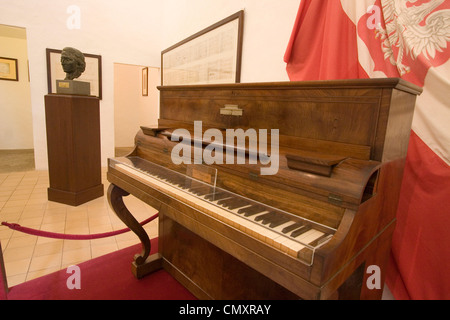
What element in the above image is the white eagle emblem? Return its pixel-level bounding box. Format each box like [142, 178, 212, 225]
[375, 0, 450, 75]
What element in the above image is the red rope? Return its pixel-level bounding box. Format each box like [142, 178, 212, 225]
[1, 213, 158, 240]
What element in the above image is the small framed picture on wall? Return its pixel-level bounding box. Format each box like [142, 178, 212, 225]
[0, 57, 19, 81]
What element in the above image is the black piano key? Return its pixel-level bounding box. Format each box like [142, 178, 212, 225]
[237, 204, 265, 215]
[217, 197, 238, 206]
[217, 198, 248, 209]
[216, 197, 231, 205]
[290, 225, 312, 238]
[269, 215, 292, 228]
[282, 222, 304, 234]
[259, 212, 278, 225]
[254, 212, 276, 222]
[204, 192, 230, 202]
[159, 172, 185, 185]
[189, 186, 215, 196]
[225, 200, 250, 210]
[243, 209, 267, 217]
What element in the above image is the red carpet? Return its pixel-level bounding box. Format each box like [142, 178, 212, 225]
[5, 238, 196, 300]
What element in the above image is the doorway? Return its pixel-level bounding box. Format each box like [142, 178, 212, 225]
[113, 63, 159, 156]
[0, 24, 34, 173]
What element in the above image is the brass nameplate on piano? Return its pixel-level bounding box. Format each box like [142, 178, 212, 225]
[220, 105, 243, 116]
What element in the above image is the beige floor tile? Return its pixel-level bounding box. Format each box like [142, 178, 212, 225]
[9, 193, 31, 201]
[116, 238, 140, 250]
[63, 239, 91, 252]
[1, 210, 22, 221]
[40, 221, 66, 234]
[7, 273, 27, 287]
[28, 252, 62, 272]
[89, 224, 114, 235]
[18, 216, 43, 228]
[6, 234, 37, 248]
[36, 236, 63, 246]
[91, 242, 119, 259]
[62, 247, 91, 267]
[42, 212, 66, 225]
[26, 198, 48, 206]
[44, 207, 67, 217]
[33, 240, 64, 257]
[5, 258, 31, 276]
[26, 266, 61, 282]
[29, 191, 47, 200]
[145, 221, 159, 239]
[3, 245, 35, 262]
[0, 230, 13, 244]
[88, 215, 112, 228]
[3, 200, 26, 209]
[65, 224, 90, 235]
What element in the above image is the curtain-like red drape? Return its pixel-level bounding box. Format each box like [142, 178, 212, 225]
[284, 0, 450, 300]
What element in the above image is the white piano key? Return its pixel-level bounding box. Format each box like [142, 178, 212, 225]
[278, 237, 306, 255]
[294, 229, 325, 244]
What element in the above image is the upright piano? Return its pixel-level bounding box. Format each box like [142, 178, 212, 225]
[107, 79, 422, 300]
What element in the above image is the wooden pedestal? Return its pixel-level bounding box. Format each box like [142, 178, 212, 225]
[45, 94, 104, 206]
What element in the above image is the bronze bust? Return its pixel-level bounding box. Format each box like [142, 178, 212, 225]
[61, 47, 86, 80]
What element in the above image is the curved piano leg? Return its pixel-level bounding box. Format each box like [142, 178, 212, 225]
[107, 184, 162, 278]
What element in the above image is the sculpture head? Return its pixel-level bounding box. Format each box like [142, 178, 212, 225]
[61, 47, 86, 80]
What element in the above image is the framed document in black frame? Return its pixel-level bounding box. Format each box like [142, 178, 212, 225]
[161, 10, 244, 86]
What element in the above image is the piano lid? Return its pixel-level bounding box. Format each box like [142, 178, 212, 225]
[158, 78, 423, 95]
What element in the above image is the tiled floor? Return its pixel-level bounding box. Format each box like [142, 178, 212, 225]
[0, 169, 158, 288]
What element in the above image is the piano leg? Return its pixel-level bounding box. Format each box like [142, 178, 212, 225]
[107, 184, 162, 278]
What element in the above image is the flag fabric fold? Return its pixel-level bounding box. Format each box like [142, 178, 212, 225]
[284, 0, 450, 300]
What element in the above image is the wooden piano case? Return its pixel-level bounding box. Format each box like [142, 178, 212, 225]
[107, 78, 422, 300]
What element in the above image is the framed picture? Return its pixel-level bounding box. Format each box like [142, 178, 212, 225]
[0, 57, 18, 81]
[142, 67, 148, 96]
[161, 10, 244, 86]
[46, 48, 102, 99]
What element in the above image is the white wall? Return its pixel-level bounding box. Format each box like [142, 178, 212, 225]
[0, 0, 300, 169]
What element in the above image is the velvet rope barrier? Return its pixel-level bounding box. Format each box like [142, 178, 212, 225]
[0, 213, 158, 240]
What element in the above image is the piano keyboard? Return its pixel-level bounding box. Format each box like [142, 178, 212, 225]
[110, 157, 335, 265]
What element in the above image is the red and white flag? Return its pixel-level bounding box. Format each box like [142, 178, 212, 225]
[285, 0, 450, 300]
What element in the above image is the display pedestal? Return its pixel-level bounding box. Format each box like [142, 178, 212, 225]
[45, 94, 104, 206]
